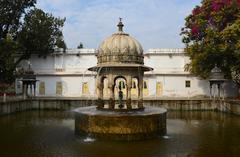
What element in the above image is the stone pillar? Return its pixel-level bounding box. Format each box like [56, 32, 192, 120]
[33, 83, 36, 96]
[25, 83, 29, 97]
[138, 76, 143, 109]
[22, 83, 24, 97]
[106, 85, 114, 110]
[96, 77, 104, 109]
[138, 77, 143, 100]
[108, 75, 115, 110]
[126, 76, 132, 109]
[99, 83, 103, 99]
[27, 84, 30, 97]
[22, 83, 24, 98]
[30, 84, 33, 97]
[217, 83, 221, 98]
[210, 82, 213, 98]
[96, 77, 103, 99]
[109, 84, 114, 100]
[23, 83, 27, 99]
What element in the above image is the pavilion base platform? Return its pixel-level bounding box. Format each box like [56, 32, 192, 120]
[74, 106, 167, 141]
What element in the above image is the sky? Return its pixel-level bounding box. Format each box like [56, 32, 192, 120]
[36, 0, 201, 50]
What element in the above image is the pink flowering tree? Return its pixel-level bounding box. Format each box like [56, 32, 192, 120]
[181, 0, 240, 85]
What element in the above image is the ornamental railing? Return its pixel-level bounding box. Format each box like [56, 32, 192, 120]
[97, 54, 144, 64]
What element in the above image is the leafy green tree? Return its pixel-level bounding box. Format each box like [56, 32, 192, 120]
[77, 42, 84, 49]
[0, 0, 36, 85]
[0, 0, 36, 40]
[181, 0, 240, 85]
[0, 36, 17, 84]
[17, 8, 66, 60]
[0, 1, 66, 85]
[56, 36, 67, 51]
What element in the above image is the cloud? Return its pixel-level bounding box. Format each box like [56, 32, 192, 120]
[37, 0, 201, 50]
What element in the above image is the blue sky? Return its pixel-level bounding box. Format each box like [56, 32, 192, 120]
[36, 0, 201, 50]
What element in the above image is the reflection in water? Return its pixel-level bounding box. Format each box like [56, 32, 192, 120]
[0, 111, 239, 157]
[83, 137, 96, 143]
[162, 135, 170, 139]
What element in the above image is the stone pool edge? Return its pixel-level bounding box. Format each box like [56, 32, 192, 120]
[0, 98, 240, 116]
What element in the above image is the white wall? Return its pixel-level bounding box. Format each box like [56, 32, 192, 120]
[144, 75, 210, 97]
[143, 48, 238, 98]
[144, 48, 189, 73]
[29, 55, 55, 73]
[64, 54, 97, 72]
[17, 48, 238, 98]
[20, 49, 97, 75]
[36, 75, 96, 97]
[145, 55, 186, 72]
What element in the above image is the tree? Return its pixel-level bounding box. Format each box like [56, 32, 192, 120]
[181, 0, 240, 85]
[0, 0, 36, 40]
[0, 1, 66, 85]
[17, 8, 66, 60]
[0, 0, 36, 85]
[77, 42, 84, 49]
[0, 36, 18, 84]
[56, 36, 67, 51]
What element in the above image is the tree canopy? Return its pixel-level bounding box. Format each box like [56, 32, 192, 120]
[77, 42, 84, 49]
[181, 0, 240, 85]
[17, 8, 66, 59]
[0, 0, 66, 84]
[0, 36, 18, 84]
[0, 0, 36, 40]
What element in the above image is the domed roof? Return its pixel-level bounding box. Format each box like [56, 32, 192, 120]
[99, 32, 143, 55]
[97, 19, 144, 65]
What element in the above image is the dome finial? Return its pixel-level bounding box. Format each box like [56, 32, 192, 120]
[117, 17, 124, 32]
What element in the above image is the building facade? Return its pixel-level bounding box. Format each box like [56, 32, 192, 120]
[16, 48, 238, 98]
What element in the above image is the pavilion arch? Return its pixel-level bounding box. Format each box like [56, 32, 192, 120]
[113, 76, 127, 100]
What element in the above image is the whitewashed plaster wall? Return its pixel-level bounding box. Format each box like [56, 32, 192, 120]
[17, 48, 238, 98]
[36, 75, 96, 97]
[144, 75, 210, 98]
[144, 49, 189, 72]
[63, 54, 97, 72]
[24, 49, 97, 74]
[18, 49, 97, 97]
[143, 48, 238, 98]
[20, 55, 55, 73]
